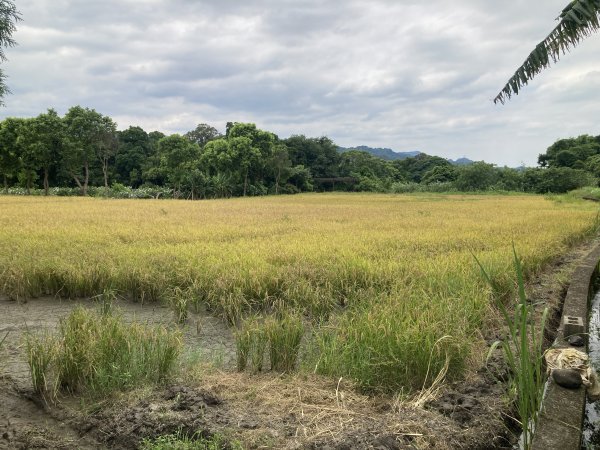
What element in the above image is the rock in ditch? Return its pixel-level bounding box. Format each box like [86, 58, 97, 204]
[567, 335, 585, 347]
[552, 369, 583, 389]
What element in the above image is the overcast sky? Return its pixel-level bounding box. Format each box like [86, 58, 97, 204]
[2, 0, 600, 166]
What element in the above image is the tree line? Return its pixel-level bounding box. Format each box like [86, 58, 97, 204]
[0, 105, 596, 198]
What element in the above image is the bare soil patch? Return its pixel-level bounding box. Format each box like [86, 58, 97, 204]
[1, 238, 597, 449]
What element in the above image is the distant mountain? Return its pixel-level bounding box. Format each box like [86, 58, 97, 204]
[337, 146, 420, 160]
[337, 145, 474, 165]
[448, 157, 474, 166]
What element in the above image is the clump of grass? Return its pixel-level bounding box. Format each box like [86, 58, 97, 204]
[266, 312, 304, 373]
[219, 288, 248, 326]
[25, 332, 58, 395]
[140, 430, 241, 450]
[167, 287, 190, 324]
[310, 296, 469, 393]
[26, 306, 182, 397]
[236, 312, 305, 373]
[235, 316, 268, 372]
[476, 246, 547, 449]
[93, 286, 118, 315]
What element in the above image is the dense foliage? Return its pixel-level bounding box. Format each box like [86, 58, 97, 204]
[0, 106, 597, 198]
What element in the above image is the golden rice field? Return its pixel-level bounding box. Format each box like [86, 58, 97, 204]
[0, 193, 598, 391]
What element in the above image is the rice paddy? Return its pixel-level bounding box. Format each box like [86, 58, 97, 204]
[0, 193, 598, 392]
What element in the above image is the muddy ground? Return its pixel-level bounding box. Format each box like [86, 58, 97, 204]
[0, 240, 596, 449]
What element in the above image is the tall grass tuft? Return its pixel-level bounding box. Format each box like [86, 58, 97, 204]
[266, 312, 304, 373]
[26, 307, 182, 397]
[310, 304, 469, 393]
[25, 332, 57, 395]
[94, 286, 118, 315]
[235, 316, 268, 372]
[236, 312, 304, 373]
[167, 287, 190, 324]
[476, 246, 548, 449]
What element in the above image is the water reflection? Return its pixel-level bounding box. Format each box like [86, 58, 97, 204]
[583, 287, 600, 448]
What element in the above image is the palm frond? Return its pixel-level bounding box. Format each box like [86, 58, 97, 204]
[495, 0, 600, 104]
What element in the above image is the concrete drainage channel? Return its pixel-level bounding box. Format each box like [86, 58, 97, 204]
[584, 288, 600, 446]
[531, 244, 600, 450]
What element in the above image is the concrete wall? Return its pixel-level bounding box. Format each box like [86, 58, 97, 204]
[531, 244, 600, 450]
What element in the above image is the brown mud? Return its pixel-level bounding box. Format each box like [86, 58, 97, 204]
[0, 239, 597, 449]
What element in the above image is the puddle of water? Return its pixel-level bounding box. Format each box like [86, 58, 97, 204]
[0, 296, 236, 389]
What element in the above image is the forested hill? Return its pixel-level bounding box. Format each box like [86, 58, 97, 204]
[338, 145, 474, 165]
[451, 157, 474, 166]
[337, 146, 420, 160]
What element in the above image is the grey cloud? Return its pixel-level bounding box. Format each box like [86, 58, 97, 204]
[2, 0, 600, 166]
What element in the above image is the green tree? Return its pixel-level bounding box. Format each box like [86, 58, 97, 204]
[115, 126, 152, 187]
[584, 153, 600, 176]
[523, 166, 594, 193]
[231, 136, 259, 196]
[209, 172, 232, 198]
[284, 135, 340, 179]
[203, 123, 276, 196]
[454, 162, 499, 191]
[201, 138, 231, 176]
[228, 123, 276, 196]
[17, 109, 63, 195]
[495, 167, 525, 191]
[496, 1, 600, 103]
[16, 119, 38, 194]
[157, 134, 200, 198]
[0, 117, 22, 191]
[538, 135, 600, 168]
[338, 150, 399, 192]
[421, 165, 457, 184]
[287, 165, 313, 192]
[183, 167, 209, 200]
[63, 106, 115, 195]
[393, 153, 452, 183]
[269, 144, 292, 194]
[0, 1, 20, 105]
[97, 116, 118, 189]
[141, 131, 167, 186]
[339, 150, 398, 179]
[184, 123, 222, 148]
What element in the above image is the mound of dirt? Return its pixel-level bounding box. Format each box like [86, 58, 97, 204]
[59, 371, 509, 450]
